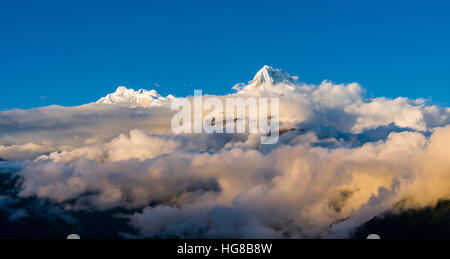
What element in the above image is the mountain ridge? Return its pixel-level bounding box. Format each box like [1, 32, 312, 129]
[97, 86, 175, 107]
[97, 65, 298, 106]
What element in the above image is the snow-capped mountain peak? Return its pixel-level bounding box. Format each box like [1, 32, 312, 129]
[97, 86, 175, 107]
[97, 66, 298, 106]
[248, 65, 298, 88]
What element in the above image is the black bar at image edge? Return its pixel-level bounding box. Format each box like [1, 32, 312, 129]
[0, 239, 446, 257]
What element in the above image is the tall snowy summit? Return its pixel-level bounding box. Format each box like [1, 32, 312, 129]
[247, 65, 298, 88]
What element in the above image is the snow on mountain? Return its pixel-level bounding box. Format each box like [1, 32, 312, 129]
[97, 66, 297, 106]
[97, 86, 175, 107]
[247, 65, 298, 88]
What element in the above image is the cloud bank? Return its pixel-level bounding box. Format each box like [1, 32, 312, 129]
[1, 66, 449, 238]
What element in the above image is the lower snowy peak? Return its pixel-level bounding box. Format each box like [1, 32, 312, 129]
[97, 86, 175, 107]
[247, 65, 298, 88]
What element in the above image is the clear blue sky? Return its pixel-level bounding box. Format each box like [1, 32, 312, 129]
[1, 0, 449, 109]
